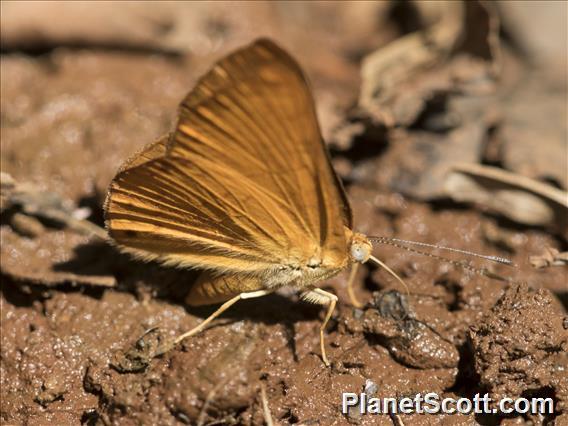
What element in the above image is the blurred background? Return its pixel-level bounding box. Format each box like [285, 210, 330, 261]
[1, 1, 566, 229]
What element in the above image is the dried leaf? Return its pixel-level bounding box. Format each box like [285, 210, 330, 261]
[389, 97, 489, 199]
[499, 75, 568, 190]
[1, 172, 107, 239]
[359, 0, 499, 127]
[444, 163, 568, 234]
[529, 248, 568, 269]
[1, 173, 115, 287]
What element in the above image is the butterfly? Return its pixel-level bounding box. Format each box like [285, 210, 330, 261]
[104, 38, 509, 366]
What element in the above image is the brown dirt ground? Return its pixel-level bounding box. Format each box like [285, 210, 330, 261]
[1, 2, 567, 426]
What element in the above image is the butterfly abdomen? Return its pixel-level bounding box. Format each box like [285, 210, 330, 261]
[185, 272, 264, 306]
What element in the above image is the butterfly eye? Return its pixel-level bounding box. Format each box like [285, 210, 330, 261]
[351, 242, 370, 263]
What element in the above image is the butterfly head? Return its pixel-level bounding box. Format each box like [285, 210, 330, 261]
[349, 232, 372, 264]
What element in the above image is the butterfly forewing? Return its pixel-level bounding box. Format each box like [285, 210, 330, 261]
[105, 39, 352, 277]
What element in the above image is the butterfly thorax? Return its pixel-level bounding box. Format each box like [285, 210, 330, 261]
[264, 263, 343, 289]
[264, 254, 344, 289]
[261, 230, 372, 290]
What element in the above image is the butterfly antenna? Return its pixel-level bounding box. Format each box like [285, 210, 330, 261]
[370, 237, 514, 265]
[368, 254, 410, 297]
[369, 237, 514, 282]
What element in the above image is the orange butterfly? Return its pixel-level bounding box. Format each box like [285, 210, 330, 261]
[105, 39, 506, 365]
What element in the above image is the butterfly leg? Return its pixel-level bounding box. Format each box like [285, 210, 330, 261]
[168, 289, 273, 349]
[301, 288, 338, 366]
[346, 263, 364, 308]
